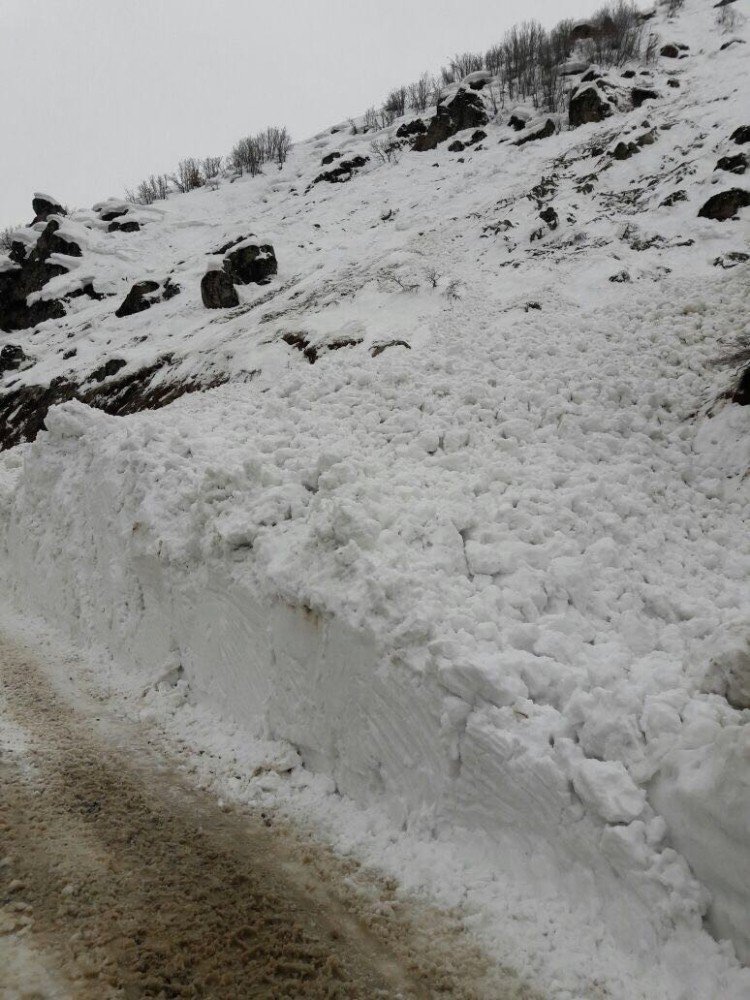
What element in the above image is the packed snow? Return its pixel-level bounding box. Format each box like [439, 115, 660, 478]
[1, 1, 749, 997]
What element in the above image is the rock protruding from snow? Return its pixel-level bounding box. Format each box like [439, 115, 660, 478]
[412, 89, 488, 152]
[569, 86, 612, 127]
[115, 280, 162, 319]
[697, 188, 750, 220]
[0, 220, 81, 332]
[201, 268, 239, 309]
[223, 241, 277, 286]
[32, 193, 65, 223]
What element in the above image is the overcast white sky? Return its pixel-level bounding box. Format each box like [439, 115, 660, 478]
[1, 0, 604, 228]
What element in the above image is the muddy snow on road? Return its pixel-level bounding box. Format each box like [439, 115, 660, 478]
[0, 629, 533, 999]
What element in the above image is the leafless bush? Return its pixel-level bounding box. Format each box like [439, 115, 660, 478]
[172, 157, 203, 193]
[384, 86, 408, 118]
[202, 156, 223, 180]
[231, 136, 263, 176]
[408, 74, 432, 112]
[370, 139, 401, 165]
[127, 173, 171, 205]
[581, 2, 643, 68]
[450, 51, 484, 79]
[258, 126, 292, 166]
[440, 65, 456, 86]
[444, 278, 462, 300]
[363, 107, 380, 131]
[425, 267, 441, 288]
[485, 44, 504, 76]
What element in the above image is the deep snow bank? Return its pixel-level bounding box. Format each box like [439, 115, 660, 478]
[2, 343, 750, 998]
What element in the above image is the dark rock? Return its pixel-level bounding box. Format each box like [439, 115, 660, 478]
[524, 302, 542, 312]
[612, 141, 638, 160]
[660, 190, 687, 207]
[162, 277, 181, 301]
[223, 243, 277, 285]
[312, 155, 369, 185]
[321, 151, 342, 165]
[713, 252, 749, 269]
[539, 206, 559, 230]
[469, 130, 487, 144]
[667, 78, 681, 88]
[569, 87, 612, 128]
[90, 358, 127, 382]
[412, 89, 488, 152]
[31, 194, 65, 223]
[115, 280, 161, 318]
[622, 70, 636, 79]
[397, 119, 427, 139]
[448, 140, 465, 152]
[0, 344, 29, 375]
[211, 234, 254, 255]
[370, 339, 411, 358]
[698, 188, 750, 221]
[720, 39, 745, 50]
[282, 331, 317, 363]
[716, 153, 748, 175]
[0, 219, 80, 332]
[631, 87, 659, 108]
[637, 129, 658, 147]
[660, 44, 681, 58]
[508, 115, 528, 131]
[100, 208, 128, 222]
[201, 269, 239, 309]
[515, 119, 555, 146]
[609, 270, 631, 283]
[730, 126, 750, 146]
[108, 219, 141, 233]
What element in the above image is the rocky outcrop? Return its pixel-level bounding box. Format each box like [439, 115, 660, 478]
[115, 278, 180, 318]
[312, 156, 369, 186]
[396, 119, 427, 139]
[698, 188, 750, 221]
[716, 153, 747, 175]
[515, 119, 555, 146]
[412, 89, 488, 152]
[569, 86, 612, 128]
[109, 219, 141, 233]
[223, 242, 277, 286]
[31, 194, 65, 223]
[729, 125, 750, 146]
[0, 344, 30, 376]
[0, 215, 82, 332]
[201, 269, 240, 309]
[321, 151, 342, 165]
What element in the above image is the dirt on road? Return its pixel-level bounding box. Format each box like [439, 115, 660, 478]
[0, 633, 535, 999]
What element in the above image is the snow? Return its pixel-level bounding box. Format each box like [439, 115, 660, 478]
[1, 1, 749, 996]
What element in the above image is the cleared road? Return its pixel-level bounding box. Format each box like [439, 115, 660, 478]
[0, 633, 534, 999]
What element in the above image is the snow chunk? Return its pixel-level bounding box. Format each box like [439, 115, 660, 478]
[571, 757, 647, 824]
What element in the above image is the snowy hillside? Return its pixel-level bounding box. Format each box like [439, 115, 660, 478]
[1, 1, 749, 997]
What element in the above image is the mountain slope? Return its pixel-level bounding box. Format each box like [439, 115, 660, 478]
[1, 2, 750, 997]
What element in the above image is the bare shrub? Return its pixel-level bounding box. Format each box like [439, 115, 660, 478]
[127, 173, 171, 205]
[408, 74, 432, 112]
[172, 157, 203, 193]
[230, 136, 263, 177]
[485, 44, 504, 76]
[363, 107, 380, 131]
[440, 65, 456, 86]
[202, 156, 223, 180]
[370, 139, 401, 165]
[716, 5, 740, 32]
[384, 86, 407, 118]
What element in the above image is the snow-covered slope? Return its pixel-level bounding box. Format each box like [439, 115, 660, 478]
[2, 2, 749, 997]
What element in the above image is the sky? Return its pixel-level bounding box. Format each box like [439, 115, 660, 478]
[0, 0, 605, 228]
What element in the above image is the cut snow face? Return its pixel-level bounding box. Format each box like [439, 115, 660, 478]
[1, 2, 750, 998]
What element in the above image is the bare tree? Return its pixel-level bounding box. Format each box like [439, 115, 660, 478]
[0, 226, 19, 253]
[408, 74, 432, 112]
[370, 139, 401, 165]
[202, 156, 223, 180]
[450, 51, 484, 79]
[172, 157, 203, 193]
[230, 136, 263, 177]
[384, 86, 408, 118]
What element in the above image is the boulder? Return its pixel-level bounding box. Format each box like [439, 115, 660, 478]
[396, 119, 427, 138]
[730, 125, 750, 145]
[667, 78, 681, 88]
[515, 118, 555, 146]
[115, 280, 161, 318]
[108, 219, 141, 233]
[0, 344, 30, 375]
[698, 188, 750, 221]
[539, 206, 559, 230]
[201, 269, 239, 309]
[312, 155, 369, 185]
[448, 140, 465, 152]
[462, 70, 492, 90]
[660, 189, 687, 207]
[631, 87, 659, 108]
[660, 44, 688, 58]
[321, 151, 342, 165]
[223, 242, 277, 285]
[32, 193, 65, 223]
[412, 89, 488, 152]
[611, 141, 639, 161]
[569, 86, 612, 128]
[716, 153, 748, 175]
